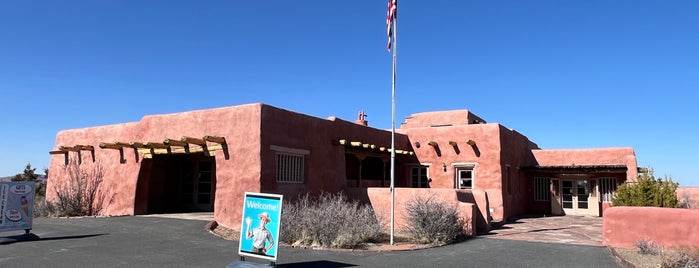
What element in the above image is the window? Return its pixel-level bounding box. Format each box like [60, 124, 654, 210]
[534, 178, 551, 201]
[410, 166, 429, 188]
[599, 178, 617, 202]
[456, 168, 474, 189]
[271, 145, 309, 183]
[276, 153, 304, 183]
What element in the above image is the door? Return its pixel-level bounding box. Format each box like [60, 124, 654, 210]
[561, 179, 593, 215]
[181, 159, 215, 212]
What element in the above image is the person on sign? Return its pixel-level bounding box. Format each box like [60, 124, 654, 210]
[245, 212, 274, 254]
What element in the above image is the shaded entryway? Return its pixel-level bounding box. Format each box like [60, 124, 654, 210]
[484, 215, 603, 246]
[135, 153, 216, 214]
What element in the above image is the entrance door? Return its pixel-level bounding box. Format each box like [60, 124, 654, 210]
[181, 159, 215, 212]
[562, 179, 591, 215]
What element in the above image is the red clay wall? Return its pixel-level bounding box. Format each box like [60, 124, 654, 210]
[400, 123, 507, 222]
[48, 104, 265, 230]
[603, 206, 699, 249]
[346, 188, 478, 236]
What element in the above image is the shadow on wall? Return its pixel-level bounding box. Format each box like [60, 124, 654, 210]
[456, 190, 490, 234]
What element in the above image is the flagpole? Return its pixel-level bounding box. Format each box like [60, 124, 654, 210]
[389, 7, 397, 246]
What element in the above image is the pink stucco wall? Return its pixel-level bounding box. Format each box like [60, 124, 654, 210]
[400, 122, 508, 222]
[48, 103, 413, 231]
[48, 104, 265, 228]
[603, 206, 699, 249]
[48, 103, 642, 235]
[677, 187, 699, 209]
[346, 188, 477, 236]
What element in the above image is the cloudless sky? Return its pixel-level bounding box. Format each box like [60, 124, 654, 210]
[1, 1, 697, 186]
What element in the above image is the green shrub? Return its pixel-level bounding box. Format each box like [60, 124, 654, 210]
[280, 192, 384, 249]
[613, 170, 679, 208]
[403, 193, 467, 245]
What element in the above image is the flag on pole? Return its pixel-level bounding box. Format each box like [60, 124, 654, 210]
[386, 0, 397, 52]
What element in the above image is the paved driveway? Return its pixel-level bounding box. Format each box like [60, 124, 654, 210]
[1, 216, 619, 268]
[484, 215, 603, 246]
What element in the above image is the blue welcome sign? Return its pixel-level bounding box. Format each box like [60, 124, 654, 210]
[238, 192, 283, 262]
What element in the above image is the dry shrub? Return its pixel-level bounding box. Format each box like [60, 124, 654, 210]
[636, 237, 661, 255]
[403, 193, 467, 245]
[661, 246, 699, 268]
[280, 192, 384, 249]
[47, 159, 106, 217]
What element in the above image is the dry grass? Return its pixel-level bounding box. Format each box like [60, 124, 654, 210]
[614, 247, 663, 268]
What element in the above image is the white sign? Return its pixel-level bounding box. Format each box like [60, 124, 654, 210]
[0, 182, 35, 232]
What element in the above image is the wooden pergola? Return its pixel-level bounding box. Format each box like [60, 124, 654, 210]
[50, 135, 228, 164]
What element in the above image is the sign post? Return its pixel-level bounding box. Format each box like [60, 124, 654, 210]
[234, 192, 283, 267]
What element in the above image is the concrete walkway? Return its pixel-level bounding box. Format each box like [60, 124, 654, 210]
[483, 215, 603, 246]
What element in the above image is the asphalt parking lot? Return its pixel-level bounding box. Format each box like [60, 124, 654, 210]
[1, 215, 621, 268]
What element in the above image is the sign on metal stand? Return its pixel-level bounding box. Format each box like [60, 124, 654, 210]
[0, 182, 35, 233]
[228, 192, 283, 267]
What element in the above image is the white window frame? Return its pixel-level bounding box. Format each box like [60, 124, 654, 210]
[453, 163, 477, 189]
[271, 145, 309, 183]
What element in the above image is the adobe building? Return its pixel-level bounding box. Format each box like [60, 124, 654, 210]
[47, 103, 639, 233]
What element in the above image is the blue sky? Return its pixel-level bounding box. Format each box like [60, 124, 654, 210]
[1, 1, 697, 186]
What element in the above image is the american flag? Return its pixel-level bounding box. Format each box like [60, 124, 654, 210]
[386, 0, 397, 52]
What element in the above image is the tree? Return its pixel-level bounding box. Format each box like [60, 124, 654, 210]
[12, 163, 39, 182]
[612, 170, 679, 208]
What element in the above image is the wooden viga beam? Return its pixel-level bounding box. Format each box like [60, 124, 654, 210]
[100, 142, 128, 150]
[73, 145, 94, 151]
[49, 150, 67, 155]
[129, 142, 148, 148]
[203, 135, 226, 144]
[145, 142, 169, 149]
[58, 145, 81, 152]
[163, 138, 189, 147]
[181, 136, 206, 146]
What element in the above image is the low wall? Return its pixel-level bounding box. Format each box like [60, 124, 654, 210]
[346, 188, 478, 236]
[603, 206, 699, 249]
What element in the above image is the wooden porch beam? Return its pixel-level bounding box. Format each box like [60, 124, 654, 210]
[163, 138, 189, 147]
[203, 135, 226, 144]
[130, 142, 148, 148]
[76, 145, 94, 151]
[145, 142, 169, 149]
[49, 150, 67, 155]
[59, 145, 81, 152]
[100, 142, 126, 150]
[181, 136, 206, 146]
